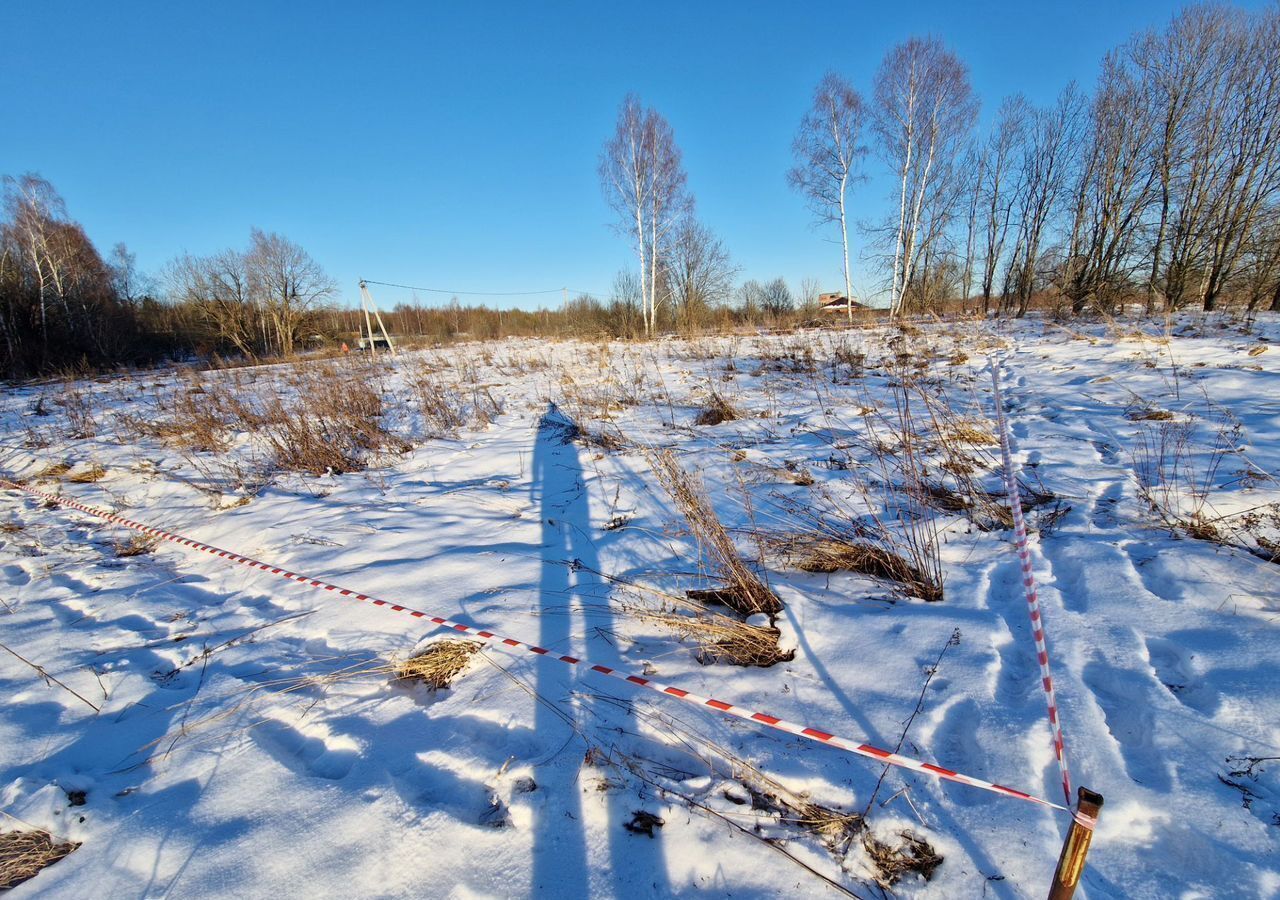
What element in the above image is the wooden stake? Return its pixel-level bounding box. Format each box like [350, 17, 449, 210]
[1047, 787, 1103, 900]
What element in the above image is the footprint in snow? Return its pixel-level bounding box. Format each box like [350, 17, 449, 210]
[1082, 659, 1174, 793]
[250, 719, 360, 781]
[1144, 637, 1219, 716]
[927, 698, 986, 807]
[1, 563, 31, 585]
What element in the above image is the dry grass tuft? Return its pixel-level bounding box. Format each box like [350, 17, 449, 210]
[648, 449, 780, 617]
[942, 419, 997, 445]
[67, 464, 106, 484]
[771, 533, 944, 603]
[0, 830, 79, 891]
[395, 639, 483, 690]
[1127, 406, 1175, 421]
[0, 522, 23, 534]
[862, 830, 944, 886]
[262, 368, 409, 475]
[115, 533, 160, 557]
[36, 462, 71, 479]
[57, 388, 97, 439]
[694, 393, 741, 427]
[414, 371, 468, 435]
[634, 609, 793, 668]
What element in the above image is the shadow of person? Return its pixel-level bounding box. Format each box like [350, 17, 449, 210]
[529, 403, 670, 897]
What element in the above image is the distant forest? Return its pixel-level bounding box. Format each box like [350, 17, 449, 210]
[2, 2, 1278, 377]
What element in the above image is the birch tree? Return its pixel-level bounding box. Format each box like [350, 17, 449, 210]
[872, 38, 978, 317]
[788, 72, 867, 323]
[599, 95, 691, 336]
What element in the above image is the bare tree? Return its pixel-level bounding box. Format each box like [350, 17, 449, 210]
[872, 37, 979, 316]
[667, 217, 738, 331]
[788, 72, 867, 323]
[1061, 51, 1159, 314]
[960, 144, 985, 311]
[169, 249, 257, 357]
[3, 174, 69, 349]
[0, 174, 123, 367]
[1195, 4, 1280, 311]
[974, 95, 1029, 314]
[245, 228, 335, 355]
[1132, 5, 1239, 311]
[760, 277, 794, 320]
[737, 279, 766, 322]
[1007, 84, 1085, 316]
[599, 94, 692, 336]
[798, 276, 822, 316]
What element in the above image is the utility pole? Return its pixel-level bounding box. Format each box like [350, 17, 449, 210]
[358, 281, 396, 355]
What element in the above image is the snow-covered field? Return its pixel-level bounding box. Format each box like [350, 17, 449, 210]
[2, 317, 1278, 899]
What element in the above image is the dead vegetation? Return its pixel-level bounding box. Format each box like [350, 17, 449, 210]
[861, 830, 944, 886]
[1127, 405, 1176, 421]
[57, 387, 97, 439]
[67, 464, 106, 484]
[767, 532, 943, 602]
[631, 607, 793, 667]
[694, 392, 741, 426]
[618, 703, 943, 890]
[648, 449, 780, 617]
[635, 449, 793, 666]
[114, 533, 160, 557]
[262, 364, 410, 475]
[0, 829, 79, 891]
[395, 639, 483, 690]
[1133, 413, 1280, 561]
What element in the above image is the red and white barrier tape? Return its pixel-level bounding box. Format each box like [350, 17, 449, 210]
[1, 478, 1070, 815]
[990, 365, 1074, 810]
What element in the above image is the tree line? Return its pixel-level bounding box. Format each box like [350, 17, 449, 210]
[602, 1, 1280, 325]
[3, 1, 1278, 377]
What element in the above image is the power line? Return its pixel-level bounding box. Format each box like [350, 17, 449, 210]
[360, 278, 606, 298]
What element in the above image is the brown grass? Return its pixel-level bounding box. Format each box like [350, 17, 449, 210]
[0, 522, 23, 534]
[1127, 406, 1175, 421]
[862, 830, 944, 886]
[414, 370, 468, 435]
[633, 609, 793, 668]
[57, 388, 97, 439]
[262, 368, 409, 475]
[942, 419, 997, 445]
[693, 392, 741, 427]
[648, 449, 780, 617]
[36, 462, 70, 479]
[115, 533, 160, 557]
[0, 830, 79, 891]
[771, 533, 944, 603]
[67, 464, 106, 484]
[125, 386, 231, 451]
[395, 639, 483, 689]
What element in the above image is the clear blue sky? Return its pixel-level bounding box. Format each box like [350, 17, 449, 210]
[1, 0, 1256, 309]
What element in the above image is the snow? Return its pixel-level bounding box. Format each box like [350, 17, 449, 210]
[1, 316, 1278, 898]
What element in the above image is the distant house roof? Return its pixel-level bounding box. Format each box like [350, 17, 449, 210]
[818, 292, 866, 311]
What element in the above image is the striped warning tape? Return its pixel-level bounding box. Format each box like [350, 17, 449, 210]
[990, 364, 1074, 810]
[1, 477, 1069, 814]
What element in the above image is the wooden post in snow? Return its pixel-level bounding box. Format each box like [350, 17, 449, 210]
[1047, 787, 1103, 900]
